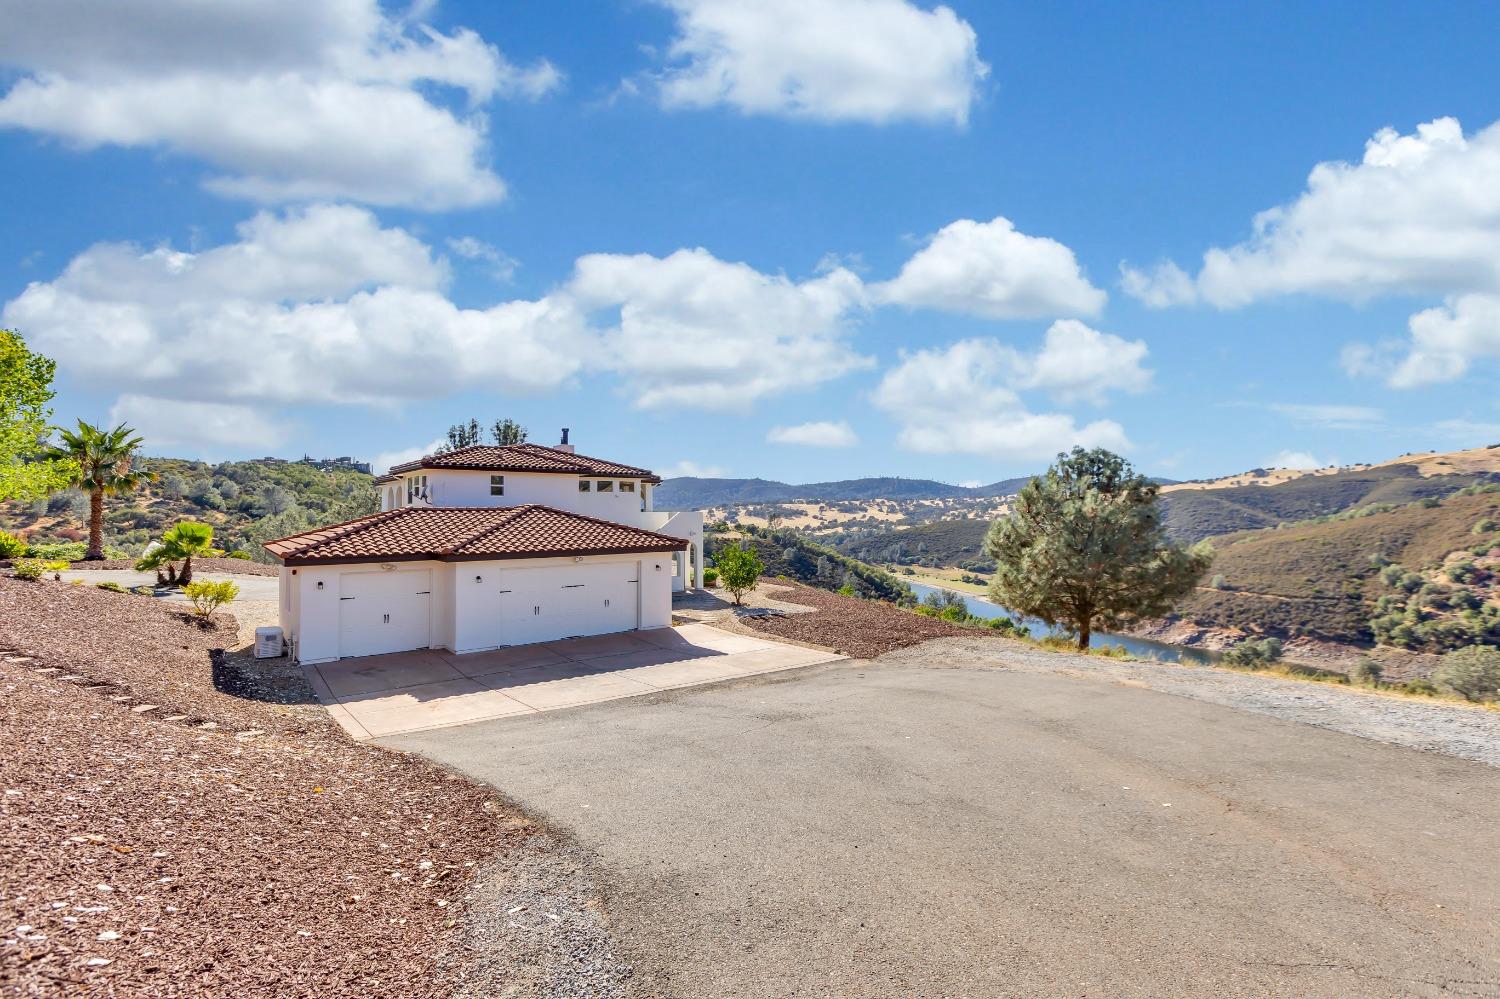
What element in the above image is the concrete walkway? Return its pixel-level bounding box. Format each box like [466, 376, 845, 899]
[306, 623, 843, 739]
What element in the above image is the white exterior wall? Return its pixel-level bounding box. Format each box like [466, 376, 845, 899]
[391, 469, 656, 519]
[281, 552, 676, 663]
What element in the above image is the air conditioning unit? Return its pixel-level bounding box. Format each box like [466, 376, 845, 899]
[254, 626, 285, 659]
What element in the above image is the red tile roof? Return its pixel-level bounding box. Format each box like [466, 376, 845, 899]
[263, 505, 687, 565]
[388, 443, 660, 482]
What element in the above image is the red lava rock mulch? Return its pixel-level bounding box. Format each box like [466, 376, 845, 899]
[0, 577, 298, 737]
[62, 558, 281, 576]
[741, 581, 999, 660]
[0, 577, 525, 996]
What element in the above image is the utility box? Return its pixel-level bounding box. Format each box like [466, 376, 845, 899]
[254, 626, 285, 659]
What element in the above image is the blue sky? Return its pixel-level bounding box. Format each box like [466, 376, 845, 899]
[3, 1, 1499, 484]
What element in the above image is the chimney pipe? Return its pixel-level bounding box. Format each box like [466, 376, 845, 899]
[557, 427, 574, 453]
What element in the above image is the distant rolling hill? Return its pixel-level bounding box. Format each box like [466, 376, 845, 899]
[658, 475, 992, 508]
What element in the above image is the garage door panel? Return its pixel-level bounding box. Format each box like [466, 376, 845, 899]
[487, 562, 638, 646]
[338, 570, 431, 659]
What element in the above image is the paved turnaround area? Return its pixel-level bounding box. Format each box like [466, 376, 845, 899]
[308, 623, 842, 739]
[389, 651, 1500, 998]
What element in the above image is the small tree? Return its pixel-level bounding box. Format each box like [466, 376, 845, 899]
[716, 542, 764, 606]
[985, 447, 1213, 649]
[0, 329, 76, 503]
[184, 579, 239, 620]
[1221, 636, 1284, 669]
[1433, 646, 1500, 702]
[45, 421, 156, 560]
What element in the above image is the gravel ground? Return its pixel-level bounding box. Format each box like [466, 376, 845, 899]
[0, 576, 625, 996]
[884, 635, 1500, 768]
[731, 581, 996, 659]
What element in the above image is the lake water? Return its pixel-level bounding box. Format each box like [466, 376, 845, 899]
[903, 580, 1220, 666]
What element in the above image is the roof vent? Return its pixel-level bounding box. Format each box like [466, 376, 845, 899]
[557, 427, 575, 453]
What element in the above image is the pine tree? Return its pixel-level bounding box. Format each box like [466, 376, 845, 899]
[984, 447, 1213, 649]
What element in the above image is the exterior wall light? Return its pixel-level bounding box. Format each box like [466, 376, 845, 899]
[316, 580, 324, 590]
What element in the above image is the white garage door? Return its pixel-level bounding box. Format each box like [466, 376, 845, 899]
[338, 569, 431, 659]
[485, 562, 638, 648]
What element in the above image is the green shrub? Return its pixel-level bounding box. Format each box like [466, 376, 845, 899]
[1209, 573, 1228, 590]
[224, 550, 253, 560]
[11, 559, 45, 581]
[1432, 645, 1500, 702]
[1446, 561, 1479, 584]
[95, 581, 127, 593]
[702, 567, 718, 586]
[184, 579, 239, 619]
[1473, 518, 1498, 535]
[0, 531, 26, 560]
[1221, 636, 1284, 669]
[24, 541, 130, 561]
[1401, 678, 1439, 697]
[1349, 658, 1383, 686]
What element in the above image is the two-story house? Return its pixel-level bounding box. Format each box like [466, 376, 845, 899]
[264, 432, 704, 664]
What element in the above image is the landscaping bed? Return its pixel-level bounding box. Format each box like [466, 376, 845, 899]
[0, 576, 540, 996]
[59, 557, 280, 576]
[740, 581, 1001, 659]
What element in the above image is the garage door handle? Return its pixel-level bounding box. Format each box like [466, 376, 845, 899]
[340, 597, 356, 600]
[416, 591, 430, 595]
[497, 589, 512, 594]
[562, 584, 585, 589]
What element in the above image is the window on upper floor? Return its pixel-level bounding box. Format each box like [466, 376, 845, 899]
[619, 480, 635, 493]
[595, 480, 614, 493]
[490, 474, 504, 496]
[578, 479, 591, 492]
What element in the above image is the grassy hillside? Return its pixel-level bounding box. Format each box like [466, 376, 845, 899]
[1161, 464, 1493, 543]
[831, 518, 992, 571]
[1174, 488, 1500, 644]
[0, 457, 377, 560]
[706, 523, 915, 604]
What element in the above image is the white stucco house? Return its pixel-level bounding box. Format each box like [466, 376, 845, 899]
[264, 432, 704, 665]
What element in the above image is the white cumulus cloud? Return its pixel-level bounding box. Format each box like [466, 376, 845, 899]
[766, 420, 859, 447]
[876, 217, 1106, 319]
[1265, 450, 1331, 471]
[872, 325, 1146, 462]
[1120, 117, 1500, 387]
[567, 248, 872, 410]
[109, 394, 293, 455]
[647, 0, 988, 126]
[0, 0, 560, 209]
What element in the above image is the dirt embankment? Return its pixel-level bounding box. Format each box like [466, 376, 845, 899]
[0, 577, 614, 996]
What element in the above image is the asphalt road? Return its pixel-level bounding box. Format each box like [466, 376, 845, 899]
[387, 654, 1500, 998]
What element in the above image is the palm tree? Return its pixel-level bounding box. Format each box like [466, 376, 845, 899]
[48, 421, 156, 560]
[135, 521, 215, 586]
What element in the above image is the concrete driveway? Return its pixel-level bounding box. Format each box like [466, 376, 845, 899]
[388, 653, 1500, 998]
[306, 623, 842, 739]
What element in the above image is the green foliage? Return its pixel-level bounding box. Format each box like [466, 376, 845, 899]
[715, 542, 764, 605]
[1209, 573, 1228, 590]
[985, 448, 1213, 649]
[1432, 645, 1500, 702]
[713, 523, 913, 604]
[10, 558, 44, 580]
[702, 567, 718, 586]
[1401, 678, 1439, 697]
[24, 540, 130, 561]
[437, 416, 528, 453]
[0, 329, 77, 502]
[0, 529, 25, 559]
[136, 521, 215, 586]
[1446, 561, 1479, 584]
[95, 581, 127, 593]
[837, 584, 855, 596]
[225, 550, 252, 560]
[1472, 518, 1497, 535]
[1349, 658, 1383, 686]
[1220, 636, 1284, 669]
[45, 420, 156, 559]
[184, 579, 239, 619]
